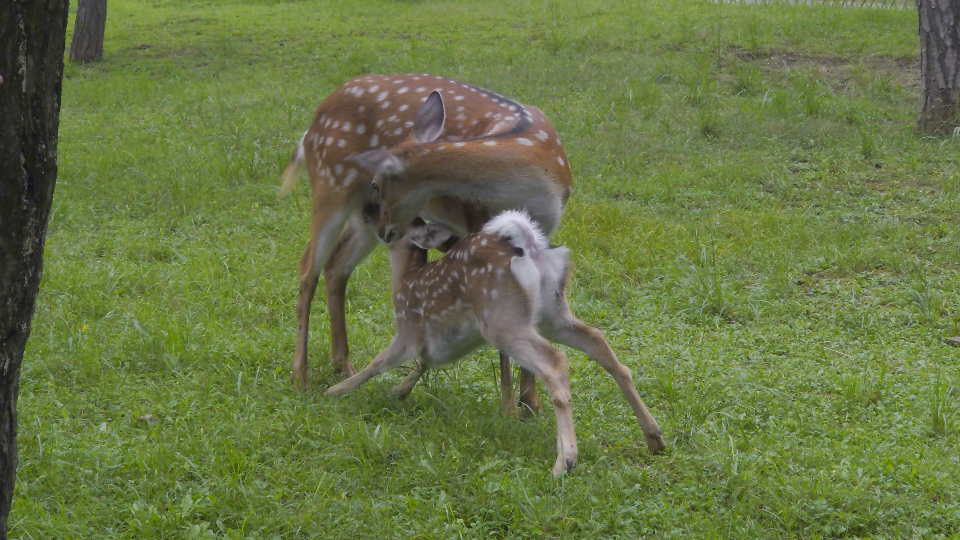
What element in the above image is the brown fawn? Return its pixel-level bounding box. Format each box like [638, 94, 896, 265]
[325, 211, 666, 476]
[280, 74, 573, 415]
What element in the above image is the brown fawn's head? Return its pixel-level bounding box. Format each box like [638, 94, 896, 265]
[349, 91, 447, 242]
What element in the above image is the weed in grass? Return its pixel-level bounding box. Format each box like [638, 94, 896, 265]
[676, 244, 735, 321]
[858, 126, 877, 160]
[654, 352, 735, 442]
[929, 370, 957, 437]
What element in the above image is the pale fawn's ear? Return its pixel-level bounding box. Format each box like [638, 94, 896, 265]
[407, 222, 453, 250]
[348, 150, 406, 176]
[413, 91, 445, 143]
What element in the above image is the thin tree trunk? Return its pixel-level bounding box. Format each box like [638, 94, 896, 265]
[69, 0, 107, 63]
[0, 0, 70, 537]
[918, 0, 960, 134]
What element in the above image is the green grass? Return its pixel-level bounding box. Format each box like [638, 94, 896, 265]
[11, 0, 960, 537]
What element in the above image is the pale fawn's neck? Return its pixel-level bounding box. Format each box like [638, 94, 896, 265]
[387, 241, 428, 307]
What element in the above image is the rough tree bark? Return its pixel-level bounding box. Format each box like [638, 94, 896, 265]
[69, 0, 107, 63]
[0, 0, 70, 537]
[918, 0, 960, 134]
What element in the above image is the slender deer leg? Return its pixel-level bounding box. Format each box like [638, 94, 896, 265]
[543, 314, 666, 454]
[324, 217, 379, 378]
[326, 338, 414, 397]
[292, 207, 348, 389]
[500, 352, 519, 417]
[518, 367, 543, 417]
[392, 358, 427, 398]
[498, 332, 578, 476]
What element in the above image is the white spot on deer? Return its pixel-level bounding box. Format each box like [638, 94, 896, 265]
[343, 168, 358, 186]
[342, 122, 351, 131]
[356, 124, 366, 134]
[337, 139, 346, 147]
[490, 289, 498, 299]
[377, 91, 389, 102]
[397, 87, 409, 94]
[483, 141, 497, 146]
[324, 118, 331, 128]
[388, 115, 398, 122]
[557, 157, 565, 166]
[358, 105, 366, 113]
[416, 87, 426, 93]
[413, 77, 421, 80]
[556, 138, 562, 145]
[380, 101, 391, 108]
[457, 106, 465, 112]
[486, 263, 493, 272]
[369, 85, 379, 92]
[405, 121, 414, 128]
[334, 164, 343, 175]
[480, 238, 487, 246]
[399, 104, 409, 112]
[393, 128, 403, 135]
[446, 89, 456, 94]
[393, 79, 404, 84]
[505, 116, 514, 121]
[454, 95, 464, 101]
[536, 130, 549, 141]
[332, 120, 340, 128]
[376, 119, 384, 127]
[454, 142, 465, 147]
[325, 137, 333, 146]
[509, 105, 517, 112]
[370, 134, 379, 147]
[484, 112, 492, 118]
[516, 137, 533, 146]
[459, 285, 466, 293]
[420, 96, 428, 102]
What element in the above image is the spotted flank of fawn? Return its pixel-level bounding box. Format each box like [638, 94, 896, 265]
[326, 210, 666, 476]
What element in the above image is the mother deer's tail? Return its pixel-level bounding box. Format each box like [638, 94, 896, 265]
[278, 132, 307, 199]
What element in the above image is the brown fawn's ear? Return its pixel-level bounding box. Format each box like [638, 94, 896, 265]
[407, 221, 452, 250]
[413, 91, 445, 143]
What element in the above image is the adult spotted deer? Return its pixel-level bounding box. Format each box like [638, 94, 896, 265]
[326, 211, 666, 475]
[280, 74, 572, 414]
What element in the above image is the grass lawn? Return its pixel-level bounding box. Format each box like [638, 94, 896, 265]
[11, 0, 960, 537]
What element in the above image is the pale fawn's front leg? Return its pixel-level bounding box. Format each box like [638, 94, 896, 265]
[326, 338, 415, 397]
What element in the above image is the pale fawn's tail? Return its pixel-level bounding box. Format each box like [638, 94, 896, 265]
[483, 210, 562, 320]
[277, 132, 307, 199]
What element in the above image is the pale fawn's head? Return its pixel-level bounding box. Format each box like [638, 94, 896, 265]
[349, 91, 447, 243]
[387, 217, 453, 276]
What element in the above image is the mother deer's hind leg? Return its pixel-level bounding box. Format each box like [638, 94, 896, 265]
[293, 205, 349, 389]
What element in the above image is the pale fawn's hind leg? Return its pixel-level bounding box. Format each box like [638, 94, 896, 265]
[541, 311, 666, 454]
[326, 338, 415, 397]
[493, 329, 578, 476]
[293, 205, 349, 389]
[324, 217, 379, 379]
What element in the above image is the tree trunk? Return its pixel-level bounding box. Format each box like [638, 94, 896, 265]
[0, 0, 70, 537]
[918, 0, 960, 134]
[69, 0, 107, 63]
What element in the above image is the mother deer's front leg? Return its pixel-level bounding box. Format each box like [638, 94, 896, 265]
[324, 215, 380, 379]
